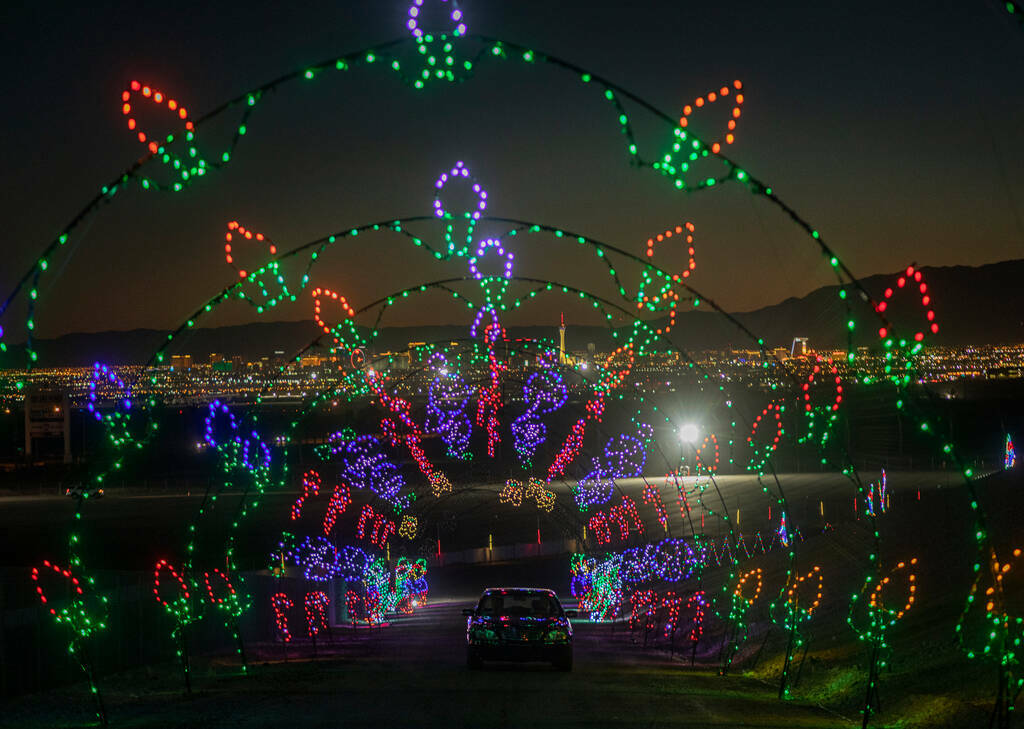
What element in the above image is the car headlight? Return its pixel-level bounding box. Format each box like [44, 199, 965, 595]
[545, 629, 569, 643]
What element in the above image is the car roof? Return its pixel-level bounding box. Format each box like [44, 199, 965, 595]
[481, 587, 557, 595]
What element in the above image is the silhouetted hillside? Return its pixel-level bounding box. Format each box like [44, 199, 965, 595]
[2, 260, 1020, 366]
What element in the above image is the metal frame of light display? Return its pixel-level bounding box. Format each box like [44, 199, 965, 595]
[5, 2, 1014, 727]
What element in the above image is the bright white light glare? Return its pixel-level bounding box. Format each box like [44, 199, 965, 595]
[680, 424, 699, 443]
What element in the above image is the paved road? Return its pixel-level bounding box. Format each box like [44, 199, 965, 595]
[2, 600, 850, 728]
[0, 470, 974, 571]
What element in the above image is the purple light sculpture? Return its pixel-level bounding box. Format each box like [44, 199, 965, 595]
[575, 422, 654, 509]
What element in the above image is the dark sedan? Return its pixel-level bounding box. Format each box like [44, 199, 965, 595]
[464, 587, 576, 670]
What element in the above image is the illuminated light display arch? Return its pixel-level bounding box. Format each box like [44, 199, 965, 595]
[2, 3, 1011, 726]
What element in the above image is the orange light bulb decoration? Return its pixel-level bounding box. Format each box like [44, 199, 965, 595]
[122, 80, 192, 155]
[638, 222, 696, 338]
[679, 80, 743, 155]
[645, 221, 697, 278]
[868, 558, 918, 621]
[876, 265, 939, 342]
[734, 567, 764, 607]
[849, 558, 920, 646]
[695, 432, 720, 473]
[785, 566, 824, 623]
[311, 286, 358, 347]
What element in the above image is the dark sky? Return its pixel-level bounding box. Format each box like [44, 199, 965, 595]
[1, 0, 1022, 339]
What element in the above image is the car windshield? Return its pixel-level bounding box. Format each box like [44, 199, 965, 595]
[477, 592, 560, 617]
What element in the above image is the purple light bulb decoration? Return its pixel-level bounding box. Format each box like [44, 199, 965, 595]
[324, 432, 409, 510]
[425, 354, 473, 459]
[408, 0, 467, 40]
[87, 362, 132, 420]
[575, 422, 654, 509]
[433, 161, 487, 257]
[469, 237, 514, 337]
[511, 368, 568, 464]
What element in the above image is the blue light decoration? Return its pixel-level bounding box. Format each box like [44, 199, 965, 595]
[865, 469, 889, 517]
[425, 353, 473, 459]
[575, 422, 654, 509]
[361, 556, 430, 615]
[295, 536, 342, 582]
[618, 538, 696, 585]
[1006, 434, 1017, 470]
[338, 545, 372, 582]
[570, 554, 623, 621]
[87, 362, 148, 449]
[203, 400, 272, 483]
[777, 511, 791, 548]
[320, 432, 409, 510]
[511, 366, 568, 465]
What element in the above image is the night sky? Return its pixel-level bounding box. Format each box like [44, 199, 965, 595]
[1, 0, 1022, 340]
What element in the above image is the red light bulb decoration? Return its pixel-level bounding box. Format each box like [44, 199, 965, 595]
[876, 265, 939, 343]
[291, 469, 322, 520]
[802, 357, 842, 413]
[661, 591, 682, 638]
[685, 590, 707, 643]
[153, 559, 192, 618]
[356, 504, 396, 548]
[122, 80, 192, 155]
[31, 560, 92, 626]
[547, 345, 634, 481]
[798, 356, 842, 448]
[588, 512, 612, 544]
[271, 593, 294, 642]
[746, 402, 784, 472]
[153, 558, 196, 694]
[31, 560, 109, 724]
[312, 287, 357, 335]
[629, 590, 657, 631]
[321, 482, 353, 536]
[642, 482, 668, 530]
[225, 220, 277, 279]
[119, 80, 208, 192]
[203, 568, 238, 607]
[304, 591, 330, 637]
[476, 322, 508, 458]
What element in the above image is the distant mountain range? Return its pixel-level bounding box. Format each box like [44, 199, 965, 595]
[2, 259, 1021, 367]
